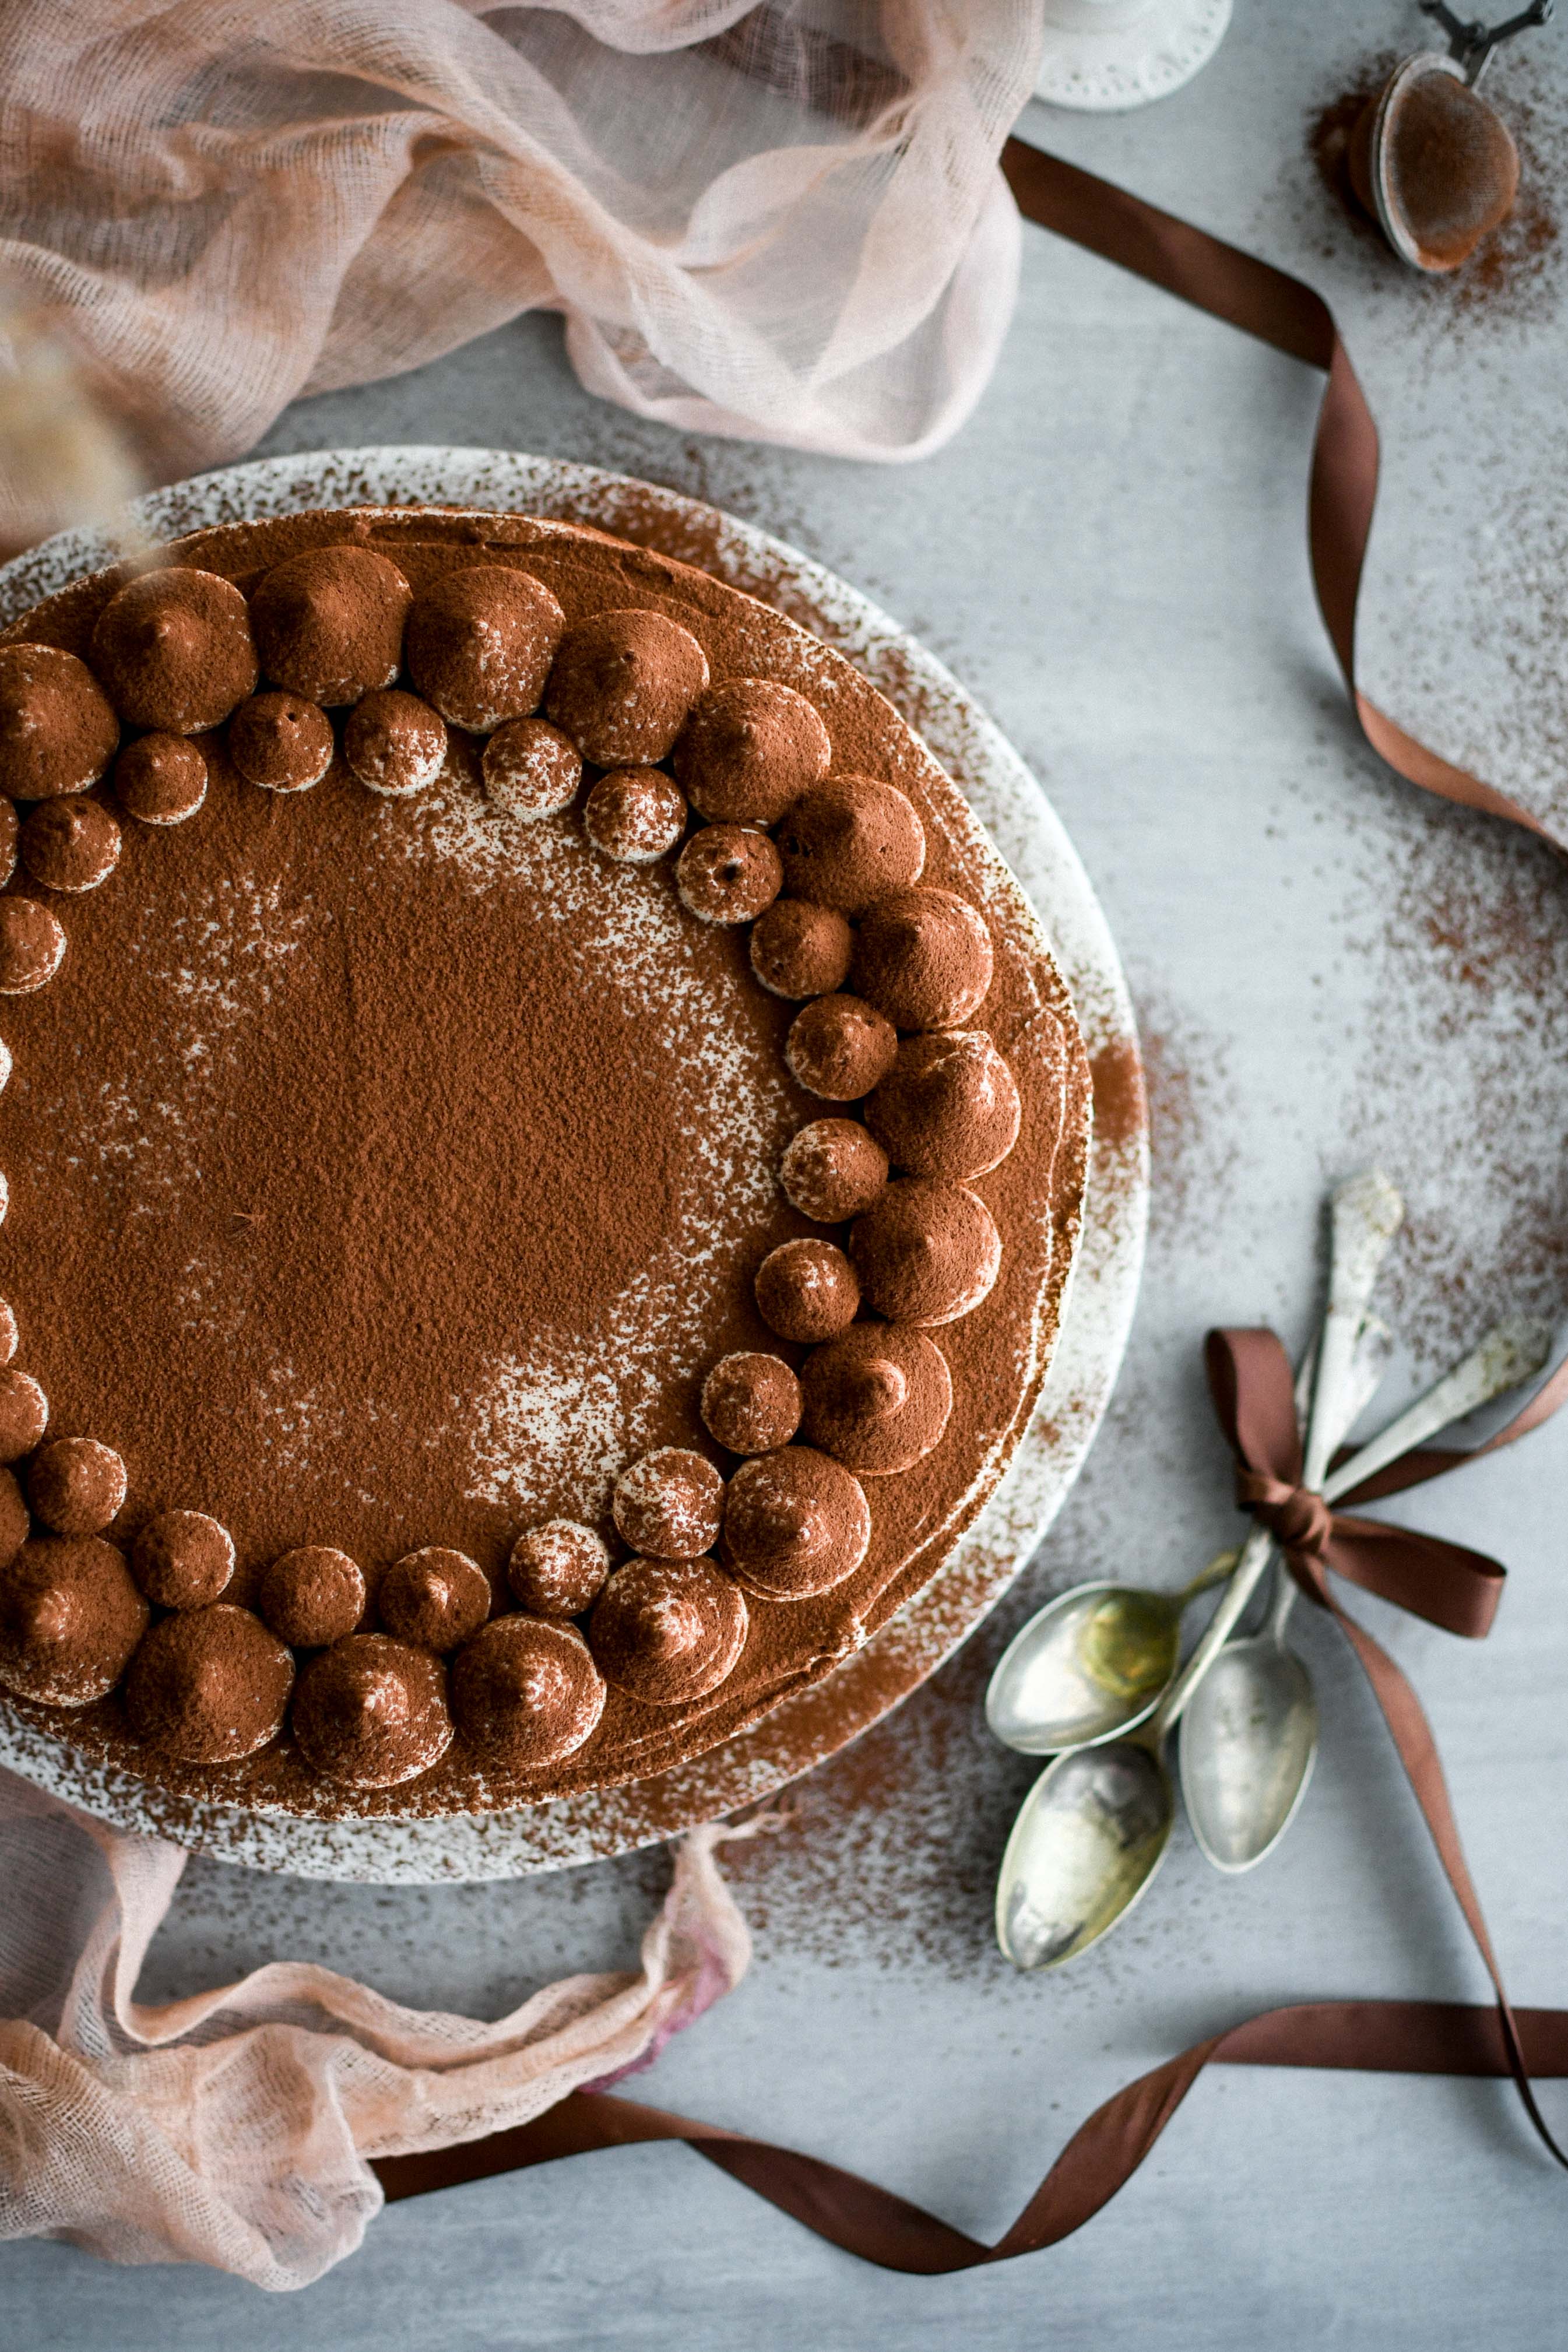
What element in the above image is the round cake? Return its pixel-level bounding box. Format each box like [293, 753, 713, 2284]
[0, 506, 1091, 1820]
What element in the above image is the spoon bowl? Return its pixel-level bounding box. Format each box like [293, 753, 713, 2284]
[995, 1168, 1404, 1968]
[986, 1552, 1236, 1756]
[986, 1582, 1179, 1755]
[995, 1734, 1172, 1969]
[994, 1520, 1277, 1970]
[1178, 1635, 1318, 1873]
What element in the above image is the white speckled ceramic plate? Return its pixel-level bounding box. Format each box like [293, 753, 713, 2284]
[0, 449, 1147, 1879]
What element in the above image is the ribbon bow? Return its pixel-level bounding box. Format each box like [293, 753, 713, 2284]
[1205, 1326, 1507, 1638]
[1204, 1325, 1566, 2169]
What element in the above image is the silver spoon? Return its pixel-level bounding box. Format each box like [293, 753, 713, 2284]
[1180, 1312, 1553, 1875]
[984, 1549, 1240, 1757]
[985, 1311, 1390, 1759]
[995, 1168, 1401, 1970]
[1173, 1308, 1395, 1883]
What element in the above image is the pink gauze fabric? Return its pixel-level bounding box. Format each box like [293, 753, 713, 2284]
[0, 1764, 760, 2290]
[0, 0, 1043, 498]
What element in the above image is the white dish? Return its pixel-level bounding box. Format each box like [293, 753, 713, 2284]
[1033, 0, 1232, 112]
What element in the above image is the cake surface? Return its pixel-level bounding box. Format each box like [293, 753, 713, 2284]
[0, 505, 1091, 1819]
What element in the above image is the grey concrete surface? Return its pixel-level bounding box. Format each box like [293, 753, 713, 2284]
[8, 2, 1568, 2342]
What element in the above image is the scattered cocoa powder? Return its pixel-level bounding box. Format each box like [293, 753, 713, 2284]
[1134, 1007, 1237, 1242]
[1309, 51, 1407, 241]
[1087, 1033, 1146, 1158]
[716, 1623, 1019, 1977]
[1340, 793, 1568, 1368]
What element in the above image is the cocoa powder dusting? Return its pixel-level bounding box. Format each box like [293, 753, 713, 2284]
[1117, 1001, 1235, 1242]
[2, 751, 740, 1568]
[1087, 1034, 1144, 1158]
[0, 505, 1088, 1822]
[719, 1632, 1012, 1974]
[724, 1010, 1221, 1971]
[1342, 796, 1568, 1366]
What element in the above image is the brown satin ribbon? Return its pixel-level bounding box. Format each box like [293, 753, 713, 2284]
[1204, 1325, 1513, 1639]
[371, 153, 1568, 2265]
[1206, 1325, 1568, 2167]
[998, 138, 1564, 850]
[374, 2001, 1568, 2266]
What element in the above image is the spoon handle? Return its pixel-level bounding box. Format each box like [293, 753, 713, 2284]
[1157, 1521, 1275, 1734]
[1306, 1170, 1403, 1490]
[1159, 1172, 1402, 1736]
[1268, 1315, 1552, 1640]
[1268, 1313, 1394, 1640]
[1177, 1548, 1241, 1605]
[1321, 1314, 1553, 1504]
